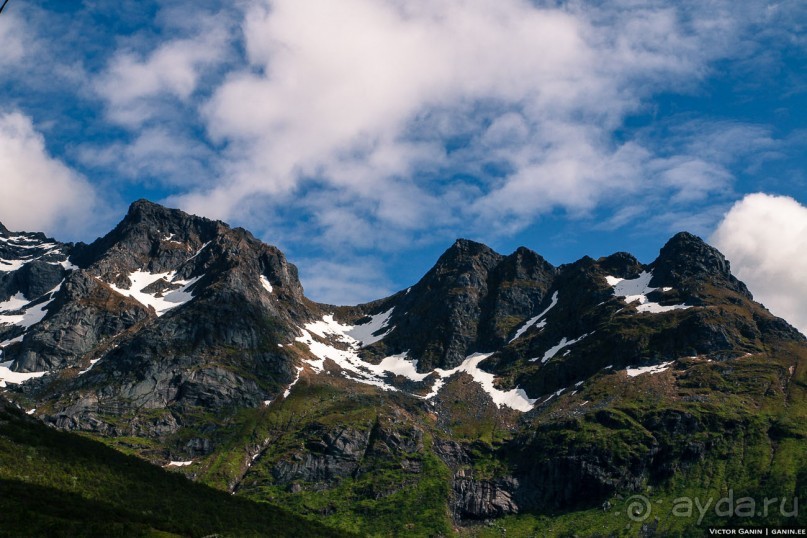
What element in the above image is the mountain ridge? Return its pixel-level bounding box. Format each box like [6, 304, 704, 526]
[1, 200, 805, 535]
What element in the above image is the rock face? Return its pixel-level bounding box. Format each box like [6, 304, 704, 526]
[650, 231, 751, 297]
[9, 272, 151, 371]
[2, 201, 319, 439]
[1, 201, 805, 534]
[454, 477, 519, 519]
[272, 426, 372, 484]
[0, 228, 73, 354]
[352, 239, 557, 371]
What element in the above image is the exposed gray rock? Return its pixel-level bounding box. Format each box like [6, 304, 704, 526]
[350, 239, 556, 371]
[186, 437, 214, 456]
[272, 427, 371, 484]
[454, 477, 519, 519]
[8, 271, 151, 371]
[434, 439, 471, 468]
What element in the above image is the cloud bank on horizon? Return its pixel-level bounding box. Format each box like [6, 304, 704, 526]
[0, 0, 805, 331]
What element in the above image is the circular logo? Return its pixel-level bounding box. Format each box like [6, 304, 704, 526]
[626, 495, 652, 522]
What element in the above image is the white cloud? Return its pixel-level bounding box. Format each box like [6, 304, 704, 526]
[197, 0, 608, 204]
[0, 112, 98, 236]
[168, 0, 768, 249]
[95, 14, 232, 126]
[76, 127, 217, 188]
[711, 193, 807, 336]
[296, 257, 395, 305]
[0, 11, 26, 70]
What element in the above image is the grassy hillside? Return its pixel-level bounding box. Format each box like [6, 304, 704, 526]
[8, 337, 805, 537]
[177, 343, 807, 537]
[461, 342, 807, 536]
[0, 398, 353, 538]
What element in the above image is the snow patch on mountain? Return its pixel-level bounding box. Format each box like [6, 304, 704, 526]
[430, 353, 537, 412]
[0, 235, 70, 272]
[296, 315, 536, 411]
[295, 325, 401, 391]
[260, 275, 273, 293]
[0, 293, 29, 312]
[606, 271, 690, 313]
[0, 360, 47, 388]
[626, 361, 674, 377]
[161, 233, 183, 245]
[78, 358, 101, 376]
[531, 333, 591, 363]
[0, 335, 23, 348]
[187, 241, 211, 261]
[345, 308, 395, 347]
[0, 283, 62, 329]
[283, 366, 303, 398]
[107, 270, 202, 316]
[376, 353, 430, 382]
[0, 258, 28, 272]
[509, 291, 558, 343]
[540, 387, 566, 404]
[54, 259, 78, 271]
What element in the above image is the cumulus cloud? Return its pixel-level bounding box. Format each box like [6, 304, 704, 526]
[711, 193, 807, 335]
[95, 13, 233, 127]
[65, 0, 803, 302]
[167, 0, 767, 247]
[0, 112, 99, 237]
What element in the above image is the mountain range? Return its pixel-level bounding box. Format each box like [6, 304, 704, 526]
[1, 200, 805, 536]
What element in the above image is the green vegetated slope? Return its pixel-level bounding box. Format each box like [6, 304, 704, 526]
[464, 342, 807, 537]
[0, 398, 353, 538]
[173, 374, 458, 537]
[155, 340, 807, 537]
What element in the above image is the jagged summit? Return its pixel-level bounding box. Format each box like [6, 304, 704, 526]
[122, 199, 221, 237]
[129, 197, 177, 213]
[654, 231, 730, 275]
[445, 237, 496, 255]
[430, 238, 501, 275]
[596, 251, 642, 279]
[71, 200, 222, 273]
[1, 200, 806, 534]
[352, 239, 556, 371]
[650, 230, 751, 298]
[2, 201, 310, 382]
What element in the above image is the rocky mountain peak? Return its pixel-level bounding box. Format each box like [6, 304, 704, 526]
[72, 200, 223, 273]
[597, 251, 643, 279]
[432, 239, 502, 274]
[354, 242, 559, 371]
[0, 221, 9, 236]
[498, 247, 555, 278]
[367, 240, 505, 370]
[122, 199, 220, 236]
[128, 197, 172, 216]
[65, 200, 306, 306]
[2, 200, 311, 378]
[650, 231, 751, 297]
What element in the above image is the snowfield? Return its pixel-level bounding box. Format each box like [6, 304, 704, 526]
[106, 270, 202, 316]
[295, 314, 536, 412]
[606, 271, 690, 313]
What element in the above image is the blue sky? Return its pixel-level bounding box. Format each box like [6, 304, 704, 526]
[1, 0, 806, 332]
